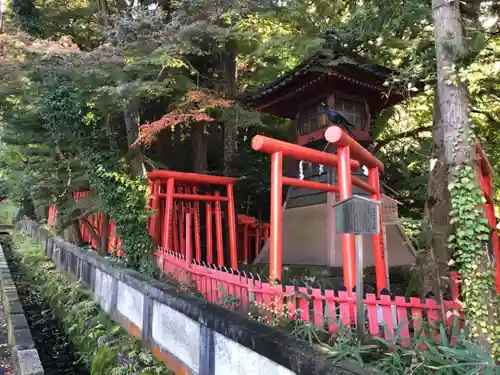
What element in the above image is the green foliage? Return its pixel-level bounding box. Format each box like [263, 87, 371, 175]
[448, 164, 500, 358]
[10, 0, 41, 34]
[372, 327, 499, 375]
[90, 169, 157, 274]
[0, 0, 499, 360]
[10, 233, 172, 375]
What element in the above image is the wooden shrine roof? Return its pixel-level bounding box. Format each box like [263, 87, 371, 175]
[241, 30, 406, 117]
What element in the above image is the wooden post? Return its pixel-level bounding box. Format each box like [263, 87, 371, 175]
[162, 178, 175, 250]
[338, 145, 356, 293]
[215, 190, 224, 267]
[226, 183, 238, 269]
[270, 152, 283, 282]
[369, 167, 388, 294]
[185, 212, 192, 268]
[206, 200, 213, 264]
[193, 187, 202, 262]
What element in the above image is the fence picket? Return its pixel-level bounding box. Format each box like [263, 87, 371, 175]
[394, 296, 410, 345]
[324, 289, 338, 334]
[380, 294, 395, 340]
[424, 298, 440, 332]
[297, 287, 310, 324]
[311, 288, 324, 328]
[337, 291, 352, 327]
[285, 285, 297, 321]
[365, 294, 380, 336]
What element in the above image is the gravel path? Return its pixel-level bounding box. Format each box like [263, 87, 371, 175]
[0, 303, 13, 375]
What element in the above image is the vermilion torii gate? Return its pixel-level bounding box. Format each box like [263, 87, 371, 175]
[147, 170, 239, 270]
[252, 125, 388, 294]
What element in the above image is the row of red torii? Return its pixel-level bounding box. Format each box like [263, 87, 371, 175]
[48, 125, 500, 295]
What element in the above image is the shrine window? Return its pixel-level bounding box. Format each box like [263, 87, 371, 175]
[297, 99, 328, 135]
[333, 96, 367, 130]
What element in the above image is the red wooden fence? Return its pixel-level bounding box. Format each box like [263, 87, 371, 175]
[47, 187, 268, 262]
[42, 138, 499, 338]
[47, 197, 465, 341]
[148, 170, 239, 268]
[48, 191, 123, 255]
[156, 241, 463, 343]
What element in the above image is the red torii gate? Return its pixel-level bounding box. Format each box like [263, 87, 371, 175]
[148, 170, 239, 269]
[252, 128, 499, 295]
[252, 125, 388, 294]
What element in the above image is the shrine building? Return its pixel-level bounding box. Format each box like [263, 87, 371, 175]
[243, 30, 416, 272]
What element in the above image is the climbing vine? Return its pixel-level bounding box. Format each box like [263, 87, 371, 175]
[447, 135, 500, 358]
[88, 166, 157, 276]
[41, 77, 157, 276]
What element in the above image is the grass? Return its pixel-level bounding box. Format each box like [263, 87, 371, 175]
[0, 201, 17, 225]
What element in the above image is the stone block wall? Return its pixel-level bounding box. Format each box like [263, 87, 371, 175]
[20, 219, 374, 375]
[0, 240, 44, 375]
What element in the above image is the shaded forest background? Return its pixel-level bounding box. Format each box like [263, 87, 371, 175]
[0, 0, 497, 265]
[1, 0, 498, 219]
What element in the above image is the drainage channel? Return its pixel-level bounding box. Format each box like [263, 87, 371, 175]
[0, 235, 89, 375]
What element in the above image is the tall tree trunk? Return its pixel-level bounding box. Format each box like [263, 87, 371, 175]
[432, 0, 470, 165]
[81, 218, 107, 256]
[124, 98, 146, 178]
[192, 122, 207, 173]
[223, 41, 238, 176]
[100, 213, 110, 255]
[63, 220, 84, 245]
[432, 0, 496, 350]
[156, 127, 172, 168]
[96, 0, 110, 27]
[422, 92, 450, 319]
[430, 0, 471, 291]
[14, 196, 36, 223]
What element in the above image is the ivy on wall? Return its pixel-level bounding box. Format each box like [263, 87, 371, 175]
[38, 78, 157, 276]
[89, 167, 157, 275]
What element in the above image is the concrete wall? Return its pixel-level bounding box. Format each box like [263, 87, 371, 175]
[19, 220, 374, 375]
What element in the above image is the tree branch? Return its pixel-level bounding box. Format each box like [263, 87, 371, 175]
[80, 217, 105, 255]
[371, 126, 433, 153]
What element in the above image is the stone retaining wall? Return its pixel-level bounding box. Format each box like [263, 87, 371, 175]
[0, 228, 44, 375]
[19, 219, 375, 375]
